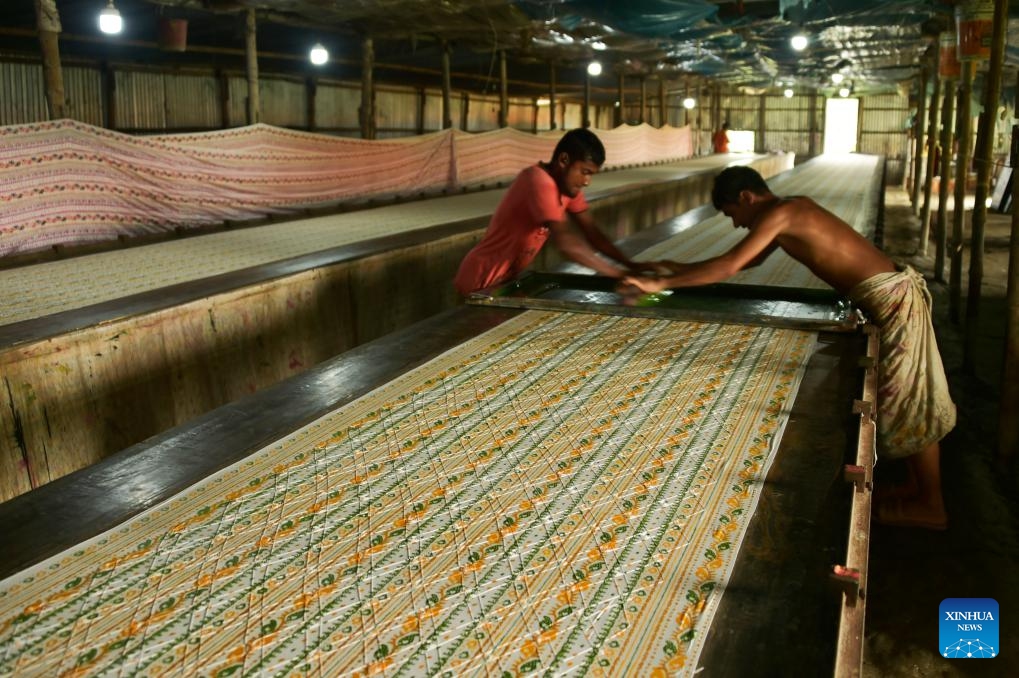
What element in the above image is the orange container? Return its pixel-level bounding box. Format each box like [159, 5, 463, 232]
[939, 32, 960, 78]
[955, 0, 994, 62]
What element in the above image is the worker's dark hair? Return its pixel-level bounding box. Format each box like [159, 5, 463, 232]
[552, 128, 606, 166]
[711, 166, 771, 209]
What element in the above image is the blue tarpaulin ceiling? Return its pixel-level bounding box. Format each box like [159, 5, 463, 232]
[5, 0, 1019, 97]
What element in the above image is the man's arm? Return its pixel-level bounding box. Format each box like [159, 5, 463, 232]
[570, 209, 638, 269]
[620, 220, 785, 292]
[547, 216, 629, 278]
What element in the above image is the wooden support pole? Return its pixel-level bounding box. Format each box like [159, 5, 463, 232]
[306, 77, 317, 132]
[103, 61, 116, 129]
[548, 63, 557, 131]
[616, 72, 624, 127]
[919, 68, 941, 254]
[441, 41, 452, 129]
[808, 91, 818, 156]
[911, 68, 928, 210]
[583, 73, 591, 129]
[658, 77, 666, 128]
[639, 76, 647, 124]
[950, 63, 974, 323]
[964, 0, 1008, 373]
[934, 71, 955, 282]
[757, 93, 766, 153]
[217, 69, 230, 128]
[498, 50, 508, 129]
[999, 67, 1019, 464]
[34, 0, 66, 120]
[244, 9, 260, 125]
[461, 92, 469, 131]
[416, 86, 425, 135]
[360, 36, 375, 139]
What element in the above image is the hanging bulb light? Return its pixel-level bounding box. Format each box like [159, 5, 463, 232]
[831, 72, 845, 84]
[98, 0, 123, 35]
[783, 88, 794, 98]
[309, 43, 329, 65]
[790, 33, 808, 51]
[587, 61, 602, 77]
[682, 97, 696, 110]
[839, 87, 851, 98]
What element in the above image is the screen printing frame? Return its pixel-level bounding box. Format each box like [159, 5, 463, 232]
[0, 304, 875, 677]
[467, 271, 862, 333]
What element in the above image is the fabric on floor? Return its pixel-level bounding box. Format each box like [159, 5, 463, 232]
[0, 311, 814, 676]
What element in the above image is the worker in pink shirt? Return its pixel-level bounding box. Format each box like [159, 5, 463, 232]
[454, 129, 641, 296]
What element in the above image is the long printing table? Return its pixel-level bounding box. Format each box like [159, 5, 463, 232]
[0, 154, 883, 675]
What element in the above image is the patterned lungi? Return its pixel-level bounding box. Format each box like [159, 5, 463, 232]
[848, 266, 956, 458]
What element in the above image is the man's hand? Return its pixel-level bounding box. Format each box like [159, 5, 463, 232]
[618, 275, 669, 294]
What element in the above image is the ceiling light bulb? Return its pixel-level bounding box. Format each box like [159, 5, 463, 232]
[790, 34, 808, 51]
[590, 41, 607, 51]
[682, 97, 696, 110]
[587, 61, 602, 77]
[98, 1, 123, 35]
[310, 43, 329, 65]
[831, 73, 845, 84]
[839, 87, 850, 98]
[536, 96, 551, 106]
[784, 88, 794, 98]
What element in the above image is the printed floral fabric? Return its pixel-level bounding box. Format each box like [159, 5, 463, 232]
[0, 312, 813, 677]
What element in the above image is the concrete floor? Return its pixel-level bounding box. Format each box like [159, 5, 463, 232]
[863, 188, 1018, 678]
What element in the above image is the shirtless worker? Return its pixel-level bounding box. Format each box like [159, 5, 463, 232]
[620, 166, 956, 530]
[454, 128, 641, 296]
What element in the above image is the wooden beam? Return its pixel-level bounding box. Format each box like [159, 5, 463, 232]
[616, 72, 624, 127]
[639, 76, 646, 125]
[307, 76, 317, 132]
[583, 72, 591, 129]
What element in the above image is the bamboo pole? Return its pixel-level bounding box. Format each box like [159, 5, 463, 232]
[950, 63, 974, 323]
[639, 76, 647, 124]
[658, 77, 666, 128]
[583, 72, 591, 129]
[548, 63, 557, 131]
[964, 0, 1008, 373]
[34, 0, 66, 120]
[616, 72, 624, 127]
[441, 41, 452, 129]
[244, 9, 260, 124]
[919, 68, 941, 254]
[359, 36, 375, 139]
[912, 68, 928, 211]
[498, 50, 507, 128]
[1000, 68, 1019, 463]
[935, 71, 956, 281]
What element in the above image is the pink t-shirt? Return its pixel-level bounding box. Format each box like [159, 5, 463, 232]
[454, 164, 588, 295]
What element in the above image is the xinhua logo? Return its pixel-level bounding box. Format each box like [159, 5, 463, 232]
[939, 598, 998, 658]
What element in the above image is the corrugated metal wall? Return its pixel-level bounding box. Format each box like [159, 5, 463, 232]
[0, 61, 48, 125]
